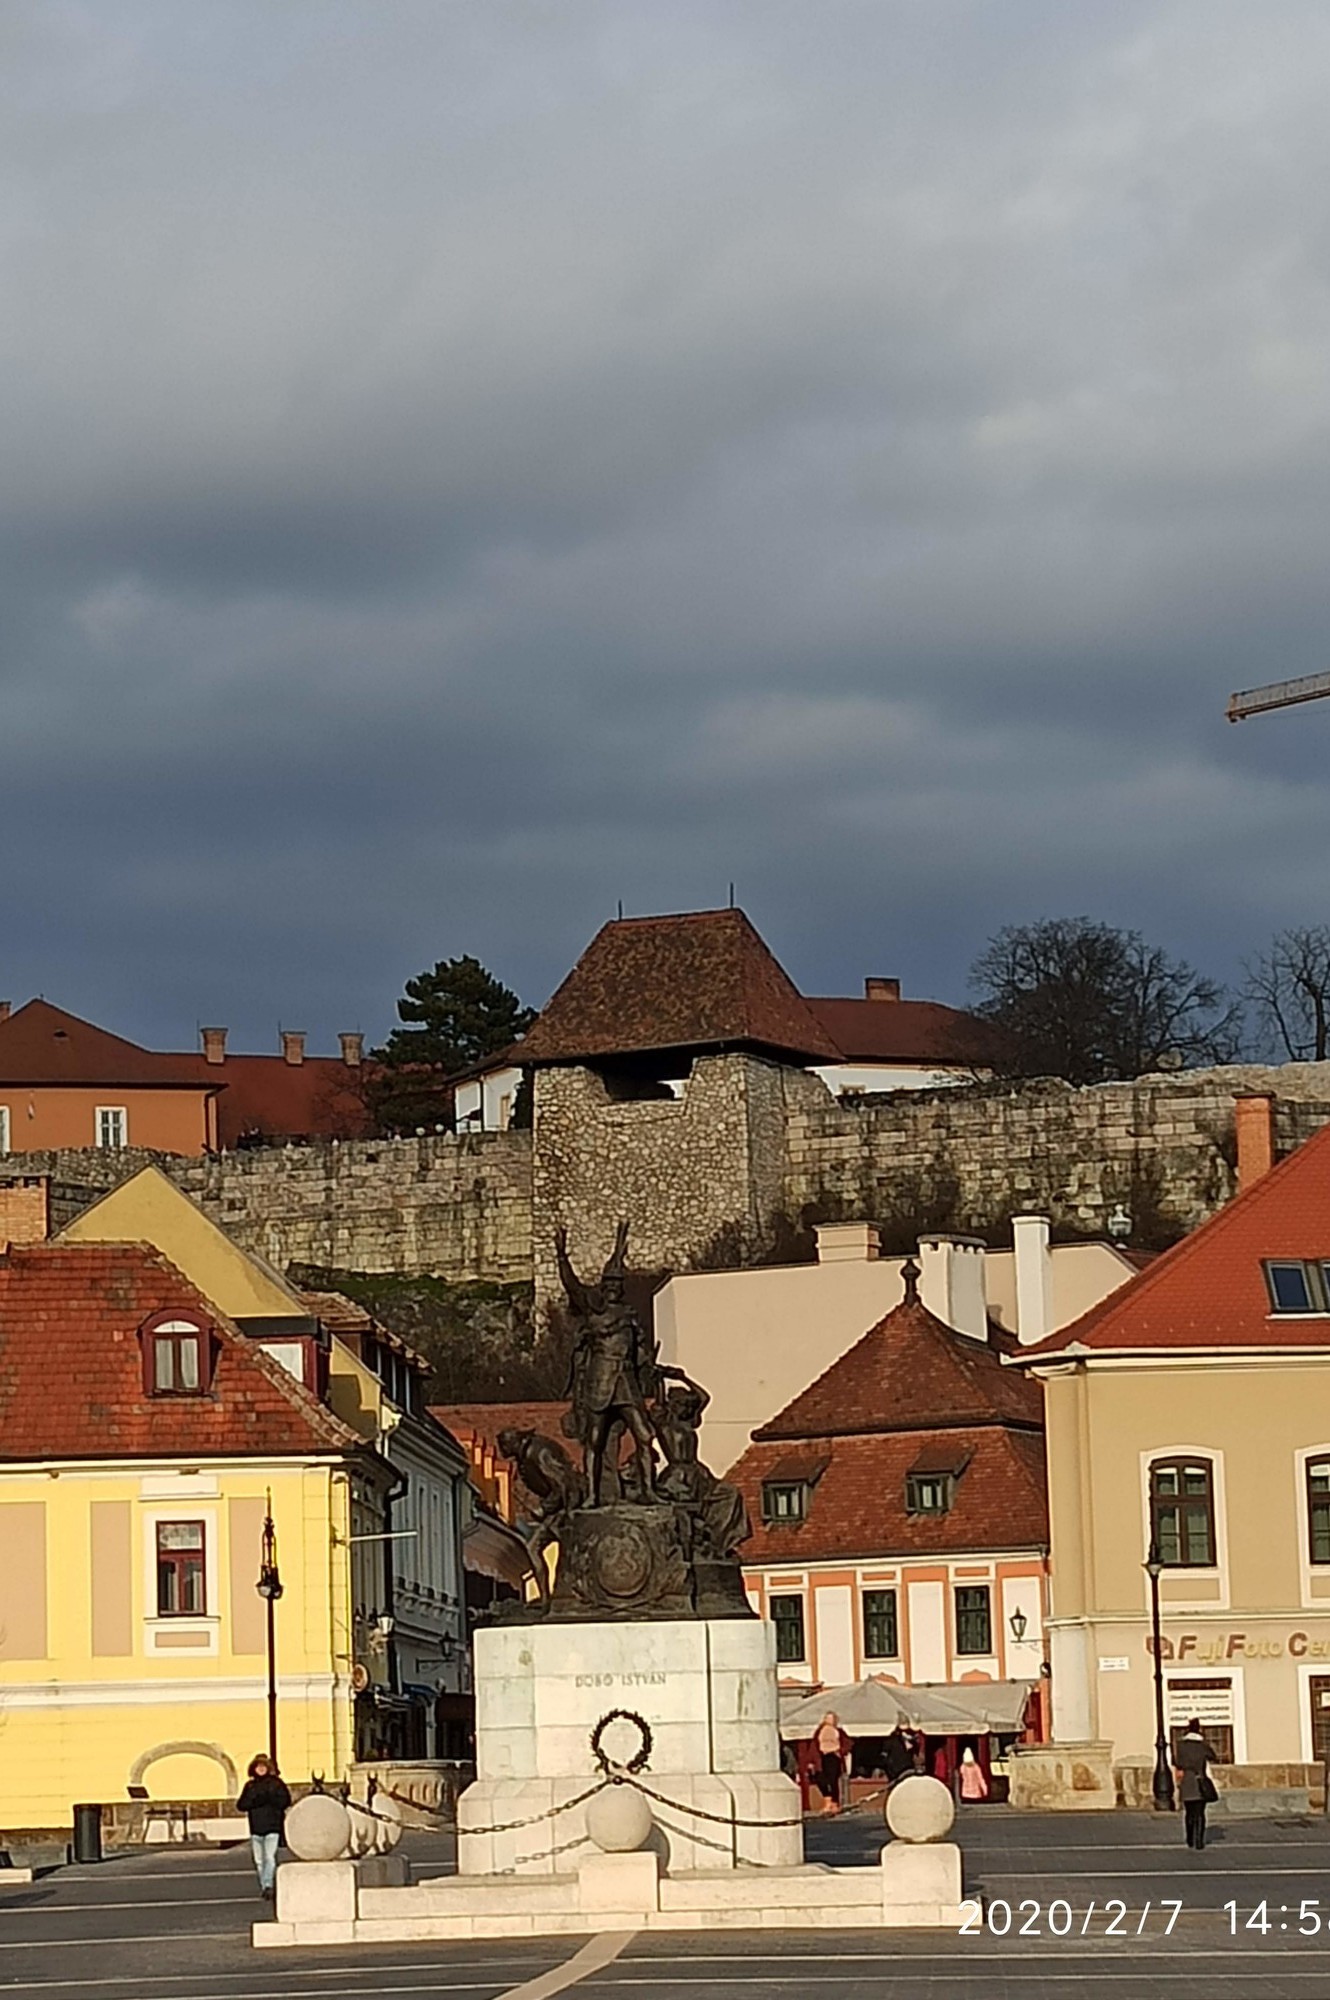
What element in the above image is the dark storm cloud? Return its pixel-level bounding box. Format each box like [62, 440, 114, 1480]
[4, 0, 1330, 1048]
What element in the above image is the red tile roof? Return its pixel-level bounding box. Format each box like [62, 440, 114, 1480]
[179, 1054, 372, 1147]
[300, 1289, 431, 1373]
[0, 1000, 206, 1089]
[432, 1401, 569, 1455]
[516, 910, 841, 1066]
[805, 996, 999, 1069]
[0, 1241, 361, 1461]
[1020, 1120, 1330, 1358]
[0, 1000, 372, 1144]
[756, 1293, 1043, 1441]
[733, 1427, 1048, 1564]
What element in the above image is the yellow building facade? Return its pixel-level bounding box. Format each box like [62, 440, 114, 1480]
[0, 1233, 389, 1832]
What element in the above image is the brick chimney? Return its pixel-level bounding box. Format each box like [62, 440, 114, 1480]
[201, 1027, 227, 1065]
[864, 977, 900, 1002]
[339, 1032, 364, 1068]
[1235, 1092, 1275, 1193]
[0, 1001, 10, 1022]
[0, 1177, 49, 1250]
[281, 1031, 306, 1066]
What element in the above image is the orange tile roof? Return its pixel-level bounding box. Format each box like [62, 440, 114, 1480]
[517, 909, 840, 1066]
[755, 1292, 1043, 1441]
[733, 1425, 1048, 1564]
[1020, 1121, 1330, 1357]
[0, 1241, 361, 1461]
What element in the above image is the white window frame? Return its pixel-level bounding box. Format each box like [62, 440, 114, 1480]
[140, 1503, 220, 1656]
[95, 1105, 128, 1149]
[0, 1105, 9, 1154]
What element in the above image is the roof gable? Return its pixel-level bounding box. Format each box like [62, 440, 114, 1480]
[0, 1241, 359, 1461]
[756, 1289, 1043, 1441]
[516, 909, 840, 1066]
[0, 1000, 207, 1090]
[1021, 1119, 1330, 1358]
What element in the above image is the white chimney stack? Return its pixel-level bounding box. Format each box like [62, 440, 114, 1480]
[1013, 1214, 1052, 1346]
[917, 1234, 988, 1341]
[813, 1222, 881, 1264]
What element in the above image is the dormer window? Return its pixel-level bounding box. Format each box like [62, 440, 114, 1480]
[141, 1314, 212, 1396]
[762, 1481, 807, 1523]
[906, 1473, 954, 1515]
[905, 1443, 972, 1516]
[1265, 1260, 1330, 1313]
[759, 1453, 828, 1526]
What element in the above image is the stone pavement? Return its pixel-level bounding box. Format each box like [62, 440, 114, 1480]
[1, 1805, 1328, 1999]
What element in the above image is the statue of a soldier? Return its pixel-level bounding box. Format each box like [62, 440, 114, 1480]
[556, 1222, 659, 1507]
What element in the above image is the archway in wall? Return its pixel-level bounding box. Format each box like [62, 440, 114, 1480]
[128, 1740, 240, 1800]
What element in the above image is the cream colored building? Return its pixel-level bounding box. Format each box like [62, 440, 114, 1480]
[654, 1219, 1142, 1474]
[1021, 1103, 1330, 1798]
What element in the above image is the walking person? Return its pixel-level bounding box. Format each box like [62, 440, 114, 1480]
[958, 1745, 989, 1803]
[1174, 1719, 1217, 1849]
[236, 1753, 291, 1898]
[813, 1712, 850, 1816]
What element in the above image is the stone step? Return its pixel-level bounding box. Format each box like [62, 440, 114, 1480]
[1210, 1788, 1313, 1818]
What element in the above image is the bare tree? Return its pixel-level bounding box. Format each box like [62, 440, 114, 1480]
[1244, 927, 1330, 1062]
[970, 917, 1243, 1085]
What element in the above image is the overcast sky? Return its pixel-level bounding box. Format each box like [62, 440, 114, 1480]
[6, 0, 1330, 1052]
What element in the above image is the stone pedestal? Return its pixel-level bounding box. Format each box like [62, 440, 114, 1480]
[458, 1616, 802, 1876]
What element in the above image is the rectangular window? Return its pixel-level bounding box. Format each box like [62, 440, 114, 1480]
[862, 1588, 898, 1659]
[1264, 1260, 1330, 1312]
[769, 1593, 806, 1664]
[1150, 1458, 1215, 1567]
[96, 1106, 127, 1149]
[1309, 1461, 1330, 1566]
[156, 1521, 206, 1616]
[906, 1474, 952, 1515]
[762, 1482, 807, 1524]
[152, 1332, 202, 1394]
[954, 1585, 992, 1656]
[0, 1105, 9, 1153]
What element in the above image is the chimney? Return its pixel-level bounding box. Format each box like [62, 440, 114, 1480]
[1012, 1214, 1052, 1346]
[813, 1221, 881, 1264]
[0, 1177, 49, 1250]
[281, 1030, 306, 1066]
[917, 1233, 988, 1341]
[201, 1026, 227, 1065]
[1235, 1092, 1275, 1193]
[0, 1001, 10, 1022]
[864, 977, 900, 1003]
[339, 1031, 364, 1068]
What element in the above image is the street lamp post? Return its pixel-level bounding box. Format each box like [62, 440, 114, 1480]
[1144, 1541, 1174, 1811]
[256, 1497, 284, 1769]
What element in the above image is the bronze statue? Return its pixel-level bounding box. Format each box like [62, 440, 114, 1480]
[556, 1222, 659, 1507]
[496, 1425, 584, 1608]
[654, 1366, 750, 1558]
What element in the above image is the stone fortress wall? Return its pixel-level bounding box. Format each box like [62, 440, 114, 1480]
[7, 1058, 1330, 1306]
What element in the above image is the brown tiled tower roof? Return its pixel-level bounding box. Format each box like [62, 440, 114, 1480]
[731, 1284, 1047, 1563]
[516, 909, 840, 1066]
[755, 1290, 1043, 1442]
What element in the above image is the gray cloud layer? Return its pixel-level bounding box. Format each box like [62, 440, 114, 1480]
[4, 1, 1330, 1049]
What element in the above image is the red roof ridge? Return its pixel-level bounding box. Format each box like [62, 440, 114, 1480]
[1019, 1118, 1330, 1360]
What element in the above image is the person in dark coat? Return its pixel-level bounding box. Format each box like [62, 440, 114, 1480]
[1174, 1720, 1216, 1849]
[883, 1725, 914, 1788]
[236, 1754, 292, 1897]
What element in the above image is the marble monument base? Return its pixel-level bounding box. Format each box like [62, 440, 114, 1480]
[458, 1615, 802, 1877]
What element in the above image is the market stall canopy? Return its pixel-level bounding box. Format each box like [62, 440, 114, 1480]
[780, 1678, 1034, 1739]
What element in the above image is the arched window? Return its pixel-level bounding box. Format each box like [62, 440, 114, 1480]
[1308, 1460, 1330, 1566]
[1149, 1458, 1215, 1568]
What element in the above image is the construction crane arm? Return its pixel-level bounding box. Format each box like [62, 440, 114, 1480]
[1227, 671, 1330, 722]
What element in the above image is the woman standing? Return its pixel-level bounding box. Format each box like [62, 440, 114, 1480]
[813, 1712, 850, 1816]
[1174, 1720, 1217, 1850]
[958, 1746, 989, 1803]
[236, 1754, 292, 1899]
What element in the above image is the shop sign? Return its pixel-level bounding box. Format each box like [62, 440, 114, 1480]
[1145, 1631, 1330, 1663]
